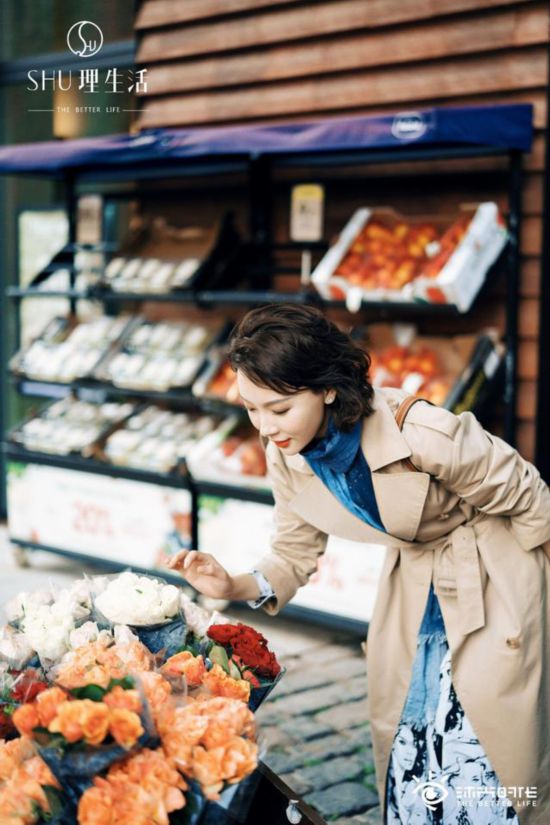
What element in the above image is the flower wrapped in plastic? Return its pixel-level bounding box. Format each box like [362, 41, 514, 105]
[77, 747, 188, 825]
[158, 695, 258, 802]
[205, 623, 284, 711]
[0, 735, 63, 824]
[0, 664, 48, 739]
[158, 619, 284, 712]
[161, 650, 252, 705]
[5, 581, 93, 667]
[0, 624, 36, 670]
[0, 576, 284, 823]
[12, 679, 158, 811]
[91, 572, 187, 658]
[51, 626, 154, 690]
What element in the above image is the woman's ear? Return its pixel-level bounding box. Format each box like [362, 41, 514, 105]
[324, 390, 336, 405]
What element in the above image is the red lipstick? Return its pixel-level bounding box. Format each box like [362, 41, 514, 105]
[273, 438, 291, 448]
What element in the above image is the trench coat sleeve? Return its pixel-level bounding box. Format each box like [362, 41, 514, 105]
[403, 403, 550, 552]
[252, 445, 328, 616]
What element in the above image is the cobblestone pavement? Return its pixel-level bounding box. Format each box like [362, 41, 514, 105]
[253, 632, 383, 824]
[0, 526, 382, 824]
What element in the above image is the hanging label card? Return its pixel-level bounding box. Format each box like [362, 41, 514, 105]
[290, 184, 324, 242]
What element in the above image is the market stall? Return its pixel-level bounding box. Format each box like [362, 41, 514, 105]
[0, 103, 533, 635]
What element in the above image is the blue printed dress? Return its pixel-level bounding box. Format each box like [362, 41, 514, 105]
[302, 418, 519, 825]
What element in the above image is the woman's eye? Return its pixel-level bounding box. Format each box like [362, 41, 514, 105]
[273, 409, 289, 416]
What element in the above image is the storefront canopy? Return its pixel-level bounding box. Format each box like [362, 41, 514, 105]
[0, 104, 533, 177]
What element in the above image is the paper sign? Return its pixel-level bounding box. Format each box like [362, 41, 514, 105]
[7, 462, 192, 570]
[290, 184, 324, 242]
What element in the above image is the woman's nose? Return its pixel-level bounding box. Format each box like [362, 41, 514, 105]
[259, 416, 278, 437]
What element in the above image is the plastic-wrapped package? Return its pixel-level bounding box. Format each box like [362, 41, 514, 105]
[5, 580, 94, 668]
[91, 571, 187, 659]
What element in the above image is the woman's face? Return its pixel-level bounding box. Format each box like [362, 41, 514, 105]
[394, 726, 417, 772]
[462, 761, 483, 787]
[237, 370, 327, 455]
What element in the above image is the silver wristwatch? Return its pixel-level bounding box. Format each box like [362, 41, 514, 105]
[247, 569, 275, 609]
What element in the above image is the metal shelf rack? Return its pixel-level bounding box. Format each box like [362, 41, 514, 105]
[0, 105, 531, 631]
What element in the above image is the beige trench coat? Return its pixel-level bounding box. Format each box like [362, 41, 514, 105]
[255, 387, 550, 825]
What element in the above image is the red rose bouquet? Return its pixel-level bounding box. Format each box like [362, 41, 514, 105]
[0, 667, 48, 739]
[205, 623, 284, 711]
[206, 623, 281, 679]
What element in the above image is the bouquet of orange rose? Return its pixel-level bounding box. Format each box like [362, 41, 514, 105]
[0, 735, 63, 824]
[0, 573, 283, 824]
[11, 678, 158, 815]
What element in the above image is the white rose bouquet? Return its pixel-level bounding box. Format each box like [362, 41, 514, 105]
[4, 581, 94, 665]
[93, 572, 185, 657]
[94, 571, 179, 626]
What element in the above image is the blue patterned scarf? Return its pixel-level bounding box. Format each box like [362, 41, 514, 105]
[301, 416, 385, 532]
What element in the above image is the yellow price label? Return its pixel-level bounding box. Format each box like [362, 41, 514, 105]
[290, 184, 324, 242]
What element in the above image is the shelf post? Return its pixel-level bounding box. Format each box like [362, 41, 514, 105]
[535, 47, 550, 481]
[504, 150, 522, 447]
[65, 173, 78, 316]
[248, 155, 272, 291]
[190, 482, 199, 551]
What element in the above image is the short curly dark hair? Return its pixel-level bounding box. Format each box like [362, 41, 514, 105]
[228, 304, 374, 430]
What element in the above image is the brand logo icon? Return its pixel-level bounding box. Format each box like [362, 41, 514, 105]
[412, 776, 449, 811]
[391, 112, 427, 141]
[67, 21, 103, 58]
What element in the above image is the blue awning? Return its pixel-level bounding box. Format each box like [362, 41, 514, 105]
[0, 104, 533, 175]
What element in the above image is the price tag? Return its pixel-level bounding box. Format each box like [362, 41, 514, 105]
[290, 184, 324, 242]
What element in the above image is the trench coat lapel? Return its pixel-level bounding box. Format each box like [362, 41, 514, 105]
[286, 392, 431, 543]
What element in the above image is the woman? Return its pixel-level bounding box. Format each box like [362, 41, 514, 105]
[169, 304, 550, 825]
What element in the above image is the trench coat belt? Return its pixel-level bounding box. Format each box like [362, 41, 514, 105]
[432, 524, 486, 637]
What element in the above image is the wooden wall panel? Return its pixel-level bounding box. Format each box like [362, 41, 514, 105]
[136, 0, 307, 30]
[518, 380, 537, 419]
[517, 421, 535, 458]
[136, 0, 537, 31]
[138, 50, 547, 128]
[140, 5, 547, 96]
[135, 0, 548, 460]
[137, 0, 538, 59]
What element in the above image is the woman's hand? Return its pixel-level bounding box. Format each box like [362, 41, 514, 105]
[167, 550, 234, 600]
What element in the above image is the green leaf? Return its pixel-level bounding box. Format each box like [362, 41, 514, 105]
[228, 659, 242, 680]
[43, 785, 63, 818]
[30, 800, 43, 818]
[33, 729, 67, 749]
[209, 645, 230, 674]
[177, 635, 202, 657]
[69, 684, 106, 701]
[2, 702, 17, 716]
[108, 676, 135, 691]
[182, 632, 201, 655]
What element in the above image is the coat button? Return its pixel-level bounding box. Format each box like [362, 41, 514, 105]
[506, 637, 521, 649]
